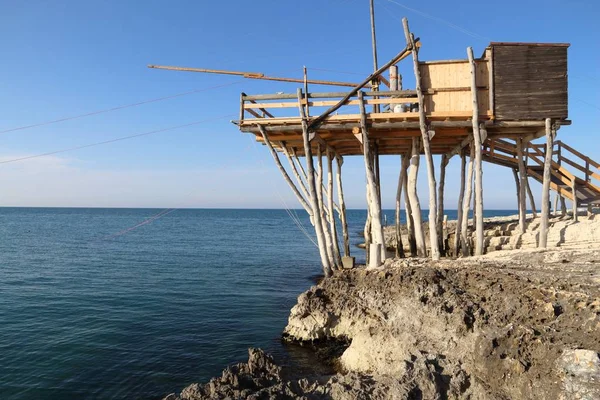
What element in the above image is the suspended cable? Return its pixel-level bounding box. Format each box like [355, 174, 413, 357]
[0, 114, 235, 165]
[0, 81, 242, 135]
[381, 0, 490, 41]
[101, 208, 179, 240]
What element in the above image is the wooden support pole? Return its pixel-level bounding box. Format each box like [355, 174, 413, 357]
[395, 155, 407, 258]
[402, 154, 417, 256]
[317, 144, 336, 267]
[539, 118, 554, 248]
[359, 91, 386, 264]
[516, 138, 527, 233]
[512, 168, 521, 220]
[327, 149, 342, 268]
[297, 88, 332, 277]
[560, 196, 567, 217]
[369, 0, 380, 113]
[572, 178, 578, 222]
[553, 193, 559, 215]
[335, 156, 351, 257]
[407, 137, 426, 256]
[461, 143, 475, 257]
[525, 176, 537, 218]
[403, 17, 440, 260]
[467, 47, 484, 256]
[454, 149, 466, 257]
[437, 154, 448, 255]
[281, 145, 310, 203]
[257, 126, 312, 215]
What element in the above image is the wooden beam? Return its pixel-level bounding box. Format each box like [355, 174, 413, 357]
[539, 119, 554, 248]
[327, 149, 342, 268]
[336, 156, 350, 257]
[148, 64, 367, 88]
[407, 137, 426, 256]
[516, 138, 527, 233]
[403, 17, 440, 260]
[454, 149, 466, 257]
[316, 144, 336, 267]
[297, 88, 332, 276]
[308, 41, 416, 131]
[461, 141, 475, 257]
[395, 154, 407, 258]
[467, 47, 484, 256]
[257, 125, 312, 215]
[359, 92, 386, 265]
[437, 154, 449, 255]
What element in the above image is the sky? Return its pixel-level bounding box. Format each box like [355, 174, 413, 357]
[0, 0, 598, 209]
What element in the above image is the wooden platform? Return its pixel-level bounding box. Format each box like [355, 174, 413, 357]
[234, 89, 568, 156]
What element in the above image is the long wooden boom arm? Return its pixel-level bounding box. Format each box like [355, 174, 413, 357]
[147, 65, 371, 88]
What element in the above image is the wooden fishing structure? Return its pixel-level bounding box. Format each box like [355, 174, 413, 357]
[150, 14, 599, 277]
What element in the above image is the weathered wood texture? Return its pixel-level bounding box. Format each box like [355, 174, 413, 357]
[492, 44, 568, 120]
[419, 60, 490, 113]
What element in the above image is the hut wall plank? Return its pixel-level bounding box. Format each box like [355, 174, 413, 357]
[492, 45, 568, 120]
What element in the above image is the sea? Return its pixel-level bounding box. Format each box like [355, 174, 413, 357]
[0, 207, 518, 399]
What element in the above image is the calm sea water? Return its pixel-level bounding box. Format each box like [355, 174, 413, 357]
[0, 207, 517, 399]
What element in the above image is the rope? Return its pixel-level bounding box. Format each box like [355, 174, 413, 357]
[245, 134, 318, 248]
[0, 81, 242, 135]
[0, 114, 235, 165]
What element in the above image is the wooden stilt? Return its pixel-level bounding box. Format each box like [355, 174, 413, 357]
[572, 178, 578, 222]
[512, 168, 521, 220]
[403, 17, 440, 260]
[402, 154, 417, 256]
[395, 155, 406, 258]
[297, 88, 332, 277]
[437, 154, 448, 255]
[335, 156, 351, 257]
[516, 138, 527, 233]
[327, 149, 342, 267]
[317, 144, 336, 266]
[454, 148, 466, 257]
[461, 142, 475, 257]
[407, 137, 426, 256]
[281, 144, 310, 204]
[539, 118, 554, 248]
[553, 193, 559, 215]
[525, 176, 537, 218]
[560, 196, 567, 217]
[364, 184, 372, 264]
[359, 91, 386, 263]
[467, 47, 484, 256]
[257, 126, 312, 215]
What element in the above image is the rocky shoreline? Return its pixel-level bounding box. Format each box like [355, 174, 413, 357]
[163, 216, 600, 399]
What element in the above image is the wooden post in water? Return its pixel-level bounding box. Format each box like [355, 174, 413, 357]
[467, 47, 484, 256]
[297, 88, 332, 276]
[454, 149, 467, 257]
[539, 118, 554, 248]
[407, 137, 426, 256]
[335, 156, 351, 258]
[403, 17, 440, 260]
[516, 138, 527, 233]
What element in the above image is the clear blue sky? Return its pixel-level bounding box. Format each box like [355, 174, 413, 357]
[0, 0, 598, 209]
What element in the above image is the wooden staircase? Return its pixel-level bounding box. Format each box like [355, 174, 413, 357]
[482, 139, 600, 207]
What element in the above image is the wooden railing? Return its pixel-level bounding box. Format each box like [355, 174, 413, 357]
[239, 90, 420, 125]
